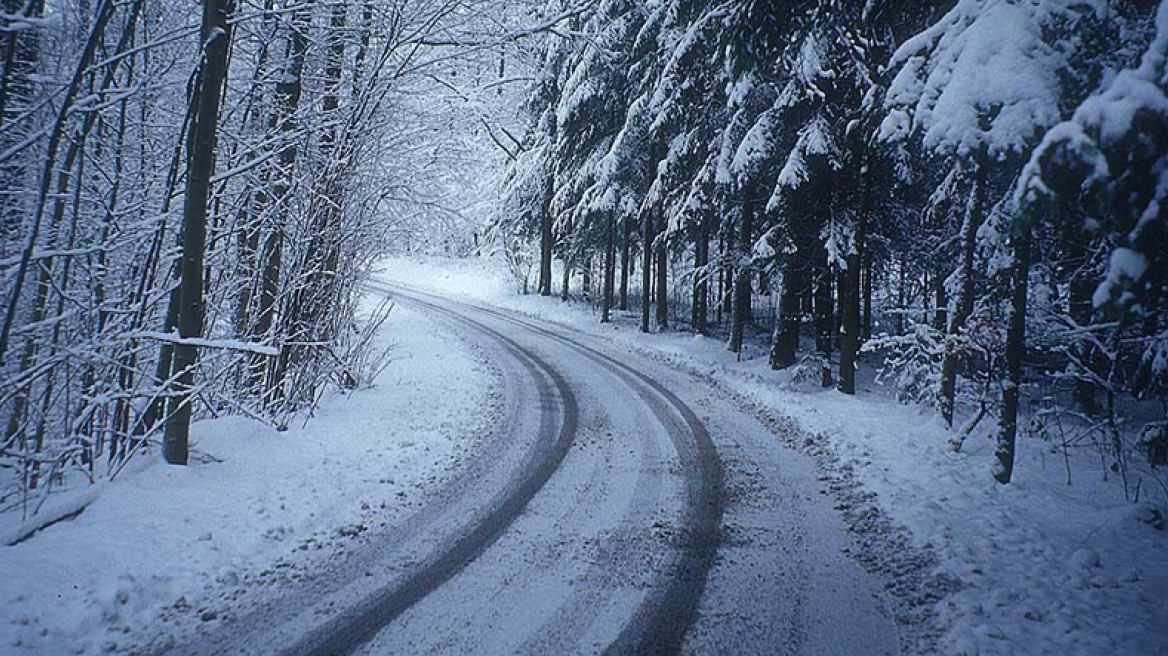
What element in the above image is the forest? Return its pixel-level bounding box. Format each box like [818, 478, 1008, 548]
[496, 0, 1167, 488]
[1, 1, 1167, 653]
[3, 0, 1159, 507]
[0, 0, 556, 510]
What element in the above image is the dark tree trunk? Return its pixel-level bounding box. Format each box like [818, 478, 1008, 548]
[0, 0, 45, 235]
[254, 0, 312, 405]
[813, 247, 833, 387]
[163, 0, 235, 465]
[0, 0, 115, 370]
[655, 214, 668, 330]
[538, 174, 553, 296]
[770, 255, 803, 369]
[1067, 244, 1100, 415]
[641, 208, 654, 333]
[716, 232, 725, 325]
[619, 216, 631, 311]
[602, 213, 616, 323]
[841, 155, 872, 394]
[693, 218, 709, 335]
[933, 271, 948, 332]
[561, 255, 571, 301]
[728, 188, 754, 353]
[722, 226, 734, 322]
[862, 256, 873, 340]
[939, 166, 985, 428]
[994, 226, 1031, 484]
[582, 256, 592, 301]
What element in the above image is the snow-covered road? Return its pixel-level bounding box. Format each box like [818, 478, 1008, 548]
[161, 284, 899, 655]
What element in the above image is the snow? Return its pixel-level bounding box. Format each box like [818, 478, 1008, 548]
[881, 0, 1072, 158]
[1094, 248, 1150, 309]
[1017, 0, 1168, 309]
[729, 108, 777, 184]
[0, 300, 496, 655]
[131, 332, 281, 356]
[377, 254, 1168, 656]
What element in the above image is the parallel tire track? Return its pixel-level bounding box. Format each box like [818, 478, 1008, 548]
[379, 283, 725, 655]
[286, 295, 581, 656]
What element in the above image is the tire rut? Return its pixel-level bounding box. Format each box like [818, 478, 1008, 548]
[379, 283, 725, 655]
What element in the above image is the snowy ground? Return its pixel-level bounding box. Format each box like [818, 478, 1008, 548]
[376, 254, 1168, 656]
[0, 303, 498, 655]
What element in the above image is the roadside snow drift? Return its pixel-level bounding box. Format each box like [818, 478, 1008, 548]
[0, 304, 495, 655]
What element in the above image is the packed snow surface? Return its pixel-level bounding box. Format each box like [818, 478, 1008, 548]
[0, 303, 494, 655]
[377, 254, 1168, 656]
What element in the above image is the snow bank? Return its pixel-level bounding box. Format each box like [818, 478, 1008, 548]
[0, 302, 495, 655]
[377, 254, 1168, 656]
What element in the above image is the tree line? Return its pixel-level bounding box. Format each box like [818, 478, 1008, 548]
[499, 0, 1168, 486]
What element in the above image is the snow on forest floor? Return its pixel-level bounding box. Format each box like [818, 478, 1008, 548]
[0, 302, 497, 655]
[377, 254, 1168, 656]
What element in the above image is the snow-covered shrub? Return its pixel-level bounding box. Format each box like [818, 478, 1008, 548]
[864, 324, 946, 406]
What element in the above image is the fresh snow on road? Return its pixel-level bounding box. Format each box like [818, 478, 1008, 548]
[0, 303, 496, 655]
[376, 254, 1168, 656]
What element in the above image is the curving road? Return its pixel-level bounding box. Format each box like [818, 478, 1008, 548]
[163, 284, 898, 656]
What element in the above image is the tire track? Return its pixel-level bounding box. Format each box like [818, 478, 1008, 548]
[285, 295, 581, 656]
[378, 283, 725, 655]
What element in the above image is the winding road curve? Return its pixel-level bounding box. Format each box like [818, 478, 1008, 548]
[167, 284, 898, 656]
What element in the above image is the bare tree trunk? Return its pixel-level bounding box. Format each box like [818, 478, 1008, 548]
[162, 0, 236, 465]
[0, 0, 115, 370]
[561, 254, 571, 301]
[640, 207, 654, 333]
[932, 270, 948, 332]
[655, 214, 668, 331]
[939, 164, 984, 428]
[728, 187, 754, 353]
[813, 247, 833, 387]
[994, 224, 1031, 484]
[0, 0, 45, 235]
[862, 256, 872, 340]
[1067, 242, 1100, 415]
[692, 217, 709, 335]
[582, 256, 592, 301]
[840, 158, 870, 394]
[255, 1, 313, 405]
[538, 173, 553, 296]
[770, 254, 802, 369]
[602, 212, 615, 323]
[619, 216, 631, 311]
[233, 0, 276, 338]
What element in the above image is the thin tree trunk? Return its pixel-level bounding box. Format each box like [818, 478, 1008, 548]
[862, 256, 873, 340]
[583, 256, 592, 301]
[655, 214, 668, 331]
[602, 212, 616, 322]
[840, 158, 870, 394]
[814, 247, 833, 387]
[619, 216, 631, 311]
[933, 271, 948, 332]
[729, 188, 754, 353]
[163, 0, 236, 465]
[939, 165, 984, 428]
[1067, 243, 1099, 415]
[0, 0, 115, 370]
[561, 255, 571, 301]
[538, 173, 553, 296]
[255, 0, 313, 404]
[994, 225, 1031, 484]
[641, 207, 654, 333]
[0, 0, 45, 234]
[693, 218, 709, 335]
